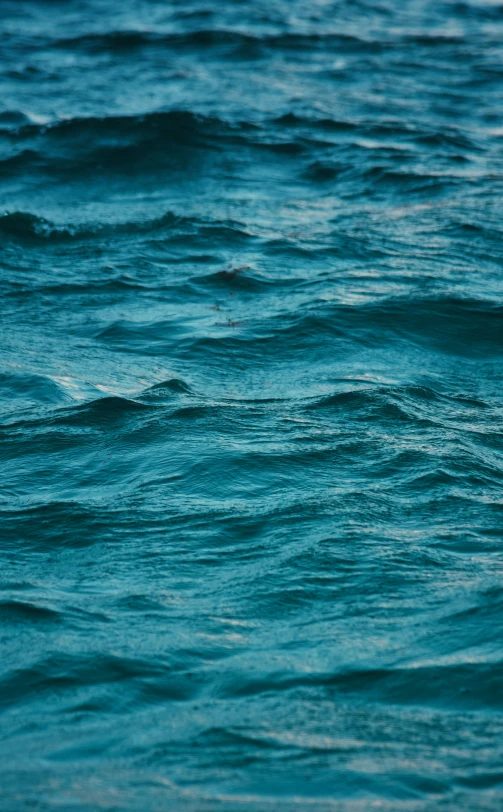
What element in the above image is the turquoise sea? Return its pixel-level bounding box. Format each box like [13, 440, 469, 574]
[1, 1, 503, 809]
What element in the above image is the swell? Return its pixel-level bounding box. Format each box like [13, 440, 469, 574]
[49, 27, 491, 58]
[92, 296, 503, 358]
[1, 378, 501, 528]
[0, 374, 193, 432]
[0, 210, 252, 245]
[3, 107, 478, 148]
[53, 29, 384, 56]
[219, 661, 503, 711]
[0, 110, 263, 182]
[1, 653, 502, 714]
[0, 653, 200, 713]
[3, 109, 256, 146]
[0, 107, 482, 191]
[275, 296, 503, 357]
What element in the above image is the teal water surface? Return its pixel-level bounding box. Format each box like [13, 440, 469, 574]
[1, 1, 503, 809]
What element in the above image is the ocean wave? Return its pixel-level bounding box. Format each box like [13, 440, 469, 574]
[6, 108, 255, 143]
[0, 210, 177, 242]
[0, 600, 61, 624]
[0, 210, 253, 245]
[0, 105, 483, 201]
[174, 296, 503, 359]
[218, 661, 503, 710]
[53, 28, 381, 56]
[3, 106, 480, 164]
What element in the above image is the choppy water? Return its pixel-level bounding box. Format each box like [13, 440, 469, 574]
[1, 0, 503, 809]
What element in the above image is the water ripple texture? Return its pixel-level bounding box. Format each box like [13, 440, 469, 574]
[1, 0, 503, 809]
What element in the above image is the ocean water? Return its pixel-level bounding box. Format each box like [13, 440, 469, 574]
[1, 0, 503, 809]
